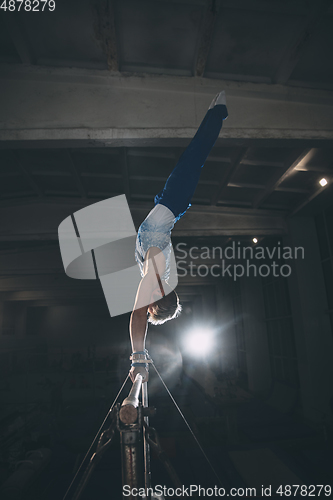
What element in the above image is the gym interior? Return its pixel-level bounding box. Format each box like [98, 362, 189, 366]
[0, 1, 333, 498]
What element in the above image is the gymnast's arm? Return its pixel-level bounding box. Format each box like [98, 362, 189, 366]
[129, 247, 166, 381]
[130, 273, 152, 353]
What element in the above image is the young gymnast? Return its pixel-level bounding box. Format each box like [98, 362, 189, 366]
[130, 92, 228, 382]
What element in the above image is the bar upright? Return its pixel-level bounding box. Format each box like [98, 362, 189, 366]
[142, 381, 151, 498]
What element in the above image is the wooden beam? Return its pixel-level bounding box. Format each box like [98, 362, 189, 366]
[273, 0, 333, 84]
[194, 0, 219, 77]
[210, 148, 248, 205]
[252, 149, 312, 209]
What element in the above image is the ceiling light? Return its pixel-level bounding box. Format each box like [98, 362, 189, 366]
[319, 178, 328, 187]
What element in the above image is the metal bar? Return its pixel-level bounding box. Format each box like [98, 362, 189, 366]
[142, 382, 151, 499]
[252, 148, 312, 208]
[119, 373, 143, 424]
[122, 373, 143, 407]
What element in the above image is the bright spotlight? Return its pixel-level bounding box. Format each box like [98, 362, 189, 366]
[184, 328, 214, 357]
[253, 237, 258, 244]
[319, 178, 328, 187]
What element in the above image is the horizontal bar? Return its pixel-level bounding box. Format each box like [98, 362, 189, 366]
[119, 373, 143, 424]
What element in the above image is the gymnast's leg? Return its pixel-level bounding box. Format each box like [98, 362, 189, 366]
[154, 91, 228, 220]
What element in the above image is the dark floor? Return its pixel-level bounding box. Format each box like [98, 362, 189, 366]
[0, 371, 332, 499]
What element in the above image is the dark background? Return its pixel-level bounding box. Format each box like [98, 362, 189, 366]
[0, 1, 333, 498]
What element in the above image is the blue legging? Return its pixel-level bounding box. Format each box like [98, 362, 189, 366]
[154, 104, 228, 221]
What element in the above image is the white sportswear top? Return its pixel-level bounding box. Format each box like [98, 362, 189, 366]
[135, 204, 175, 281]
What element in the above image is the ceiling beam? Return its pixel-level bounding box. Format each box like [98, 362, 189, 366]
[227, 181, 310, 194]
[126, 149, 231, 163]
[13, 152, 43, 197]
[295, 164, 333, 174]
[240, 159, 284, 168]
[0, 190, 34, 199]
[154, 0, 205, 5]
[125, 175, 216, 186]
[65, 150, 87, 198]
[194, 0, 219, 77]
[91, 0, 119, 72]
[289, 183, 331, 217]
[275, 186, 311, 194]
[35, 58, 107, 70]
[0, 285, 103, 302]
[120, 64, 192, 77]
[127, 150, 176, 160]
[252, 149, 312, 209]
[273, 0, 333, 84]
[0, 199, 288, 241]
[210, 148, 248, 205]
[4, 14, 35, 65]
[2, 66, 333, 146]
[204, 71, 272, 84]
[29, 170, 71, 177]
[122, 148, 131, 202]
[219, 0, 308, 14]
[80, 191, 119, 198]
[287, 80, 333, 92]
[81, 172, 121, 179]
[43, 190, 81, 196]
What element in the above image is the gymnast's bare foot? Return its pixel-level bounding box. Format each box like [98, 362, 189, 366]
[209, 91, 227, 109]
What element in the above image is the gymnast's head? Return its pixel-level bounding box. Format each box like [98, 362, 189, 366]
[147, 282, 182, 325]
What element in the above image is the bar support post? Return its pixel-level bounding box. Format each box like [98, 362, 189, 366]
[142, 381, 151, 499]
